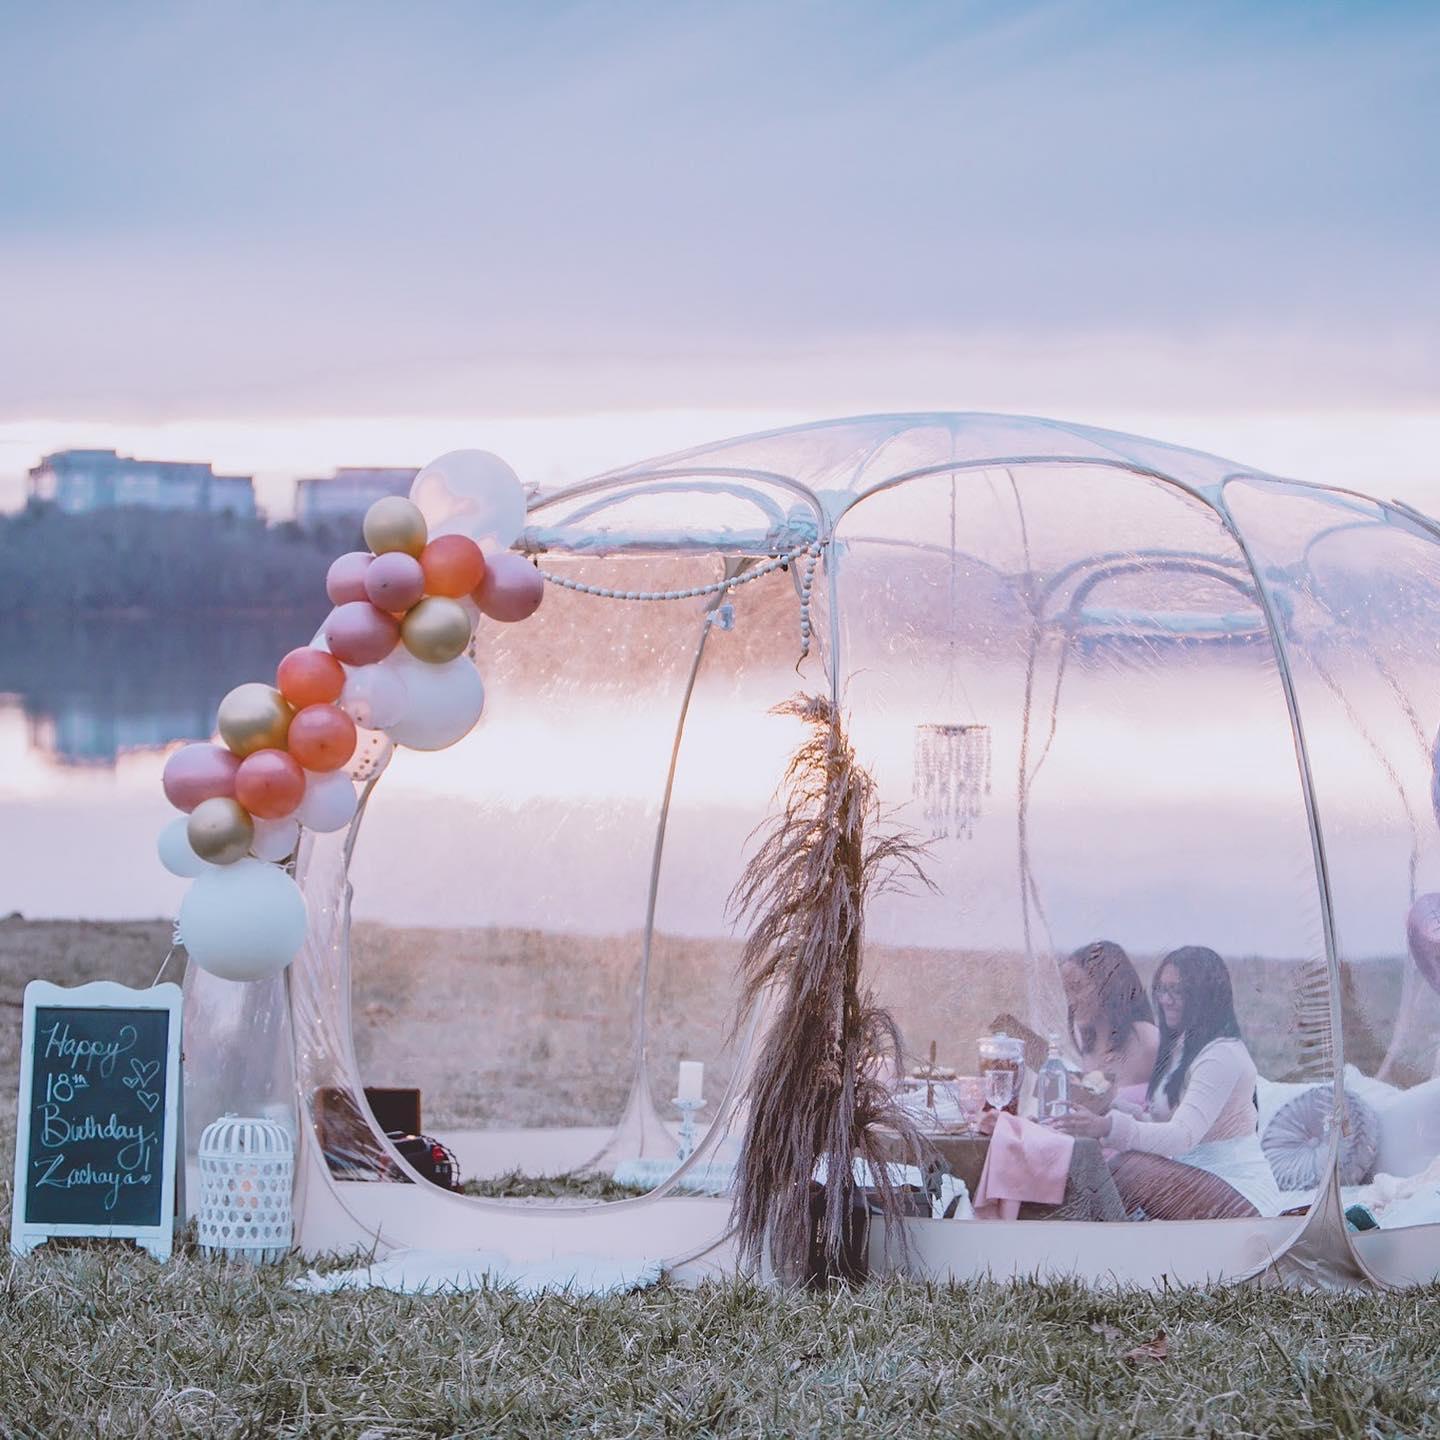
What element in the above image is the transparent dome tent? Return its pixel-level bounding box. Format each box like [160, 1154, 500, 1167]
[183, 413, 1440, 1288]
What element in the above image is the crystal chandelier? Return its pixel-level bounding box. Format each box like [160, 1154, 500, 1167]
[911, 473, 990, 840]
[913, 722, 991, 840]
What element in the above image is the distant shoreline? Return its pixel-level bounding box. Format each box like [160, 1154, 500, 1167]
[0, 606, 322, 622]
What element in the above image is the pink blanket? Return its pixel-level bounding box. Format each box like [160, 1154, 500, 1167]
[973, 1112, 1075, 1220]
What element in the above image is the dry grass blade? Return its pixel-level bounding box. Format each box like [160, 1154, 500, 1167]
[1123, 1331, 1171, 1365]
[727, 693, 935, 1281]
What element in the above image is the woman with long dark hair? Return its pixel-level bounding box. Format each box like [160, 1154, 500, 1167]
[1062, 940, 1158, 1091]
[1056, 945, 1281, 1219]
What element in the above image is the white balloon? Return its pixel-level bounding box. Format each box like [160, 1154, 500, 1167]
[411, 450, 527, 547]
[158, 816, 210, 878]
[340, 662, 409, 730]
[250, 816, 300, 862]
[178, 859, 307, 982]
[297, 770, 358, 833]
[384, 653, 485, 751]
[346, 725, 393, 782]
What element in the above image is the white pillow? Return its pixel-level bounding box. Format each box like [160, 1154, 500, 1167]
[1256, 1076, 1312, 1136]
[1259, 1068, 1440, 1183]
[1343, 1064, 1403, 1113]
[1262, 1086, 1379, 1189]
[1374, 1076, 1440, 1180]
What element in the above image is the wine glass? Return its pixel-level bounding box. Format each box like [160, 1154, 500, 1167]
[954, 1075, 985, 1137]
[984, 1067, 1016, 1114]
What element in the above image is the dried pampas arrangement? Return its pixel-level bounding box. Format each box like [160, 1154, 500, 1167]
[729, 694, 934, 1282]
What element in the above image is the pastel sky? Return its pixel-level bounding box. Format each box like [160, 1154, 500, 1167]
[1, 1, 1436, 515]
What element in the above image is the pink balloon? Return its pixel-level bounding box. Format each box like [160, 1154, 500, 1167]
[162, 742, 240, 813]
[1408, 894, 1440, 996]
[326, 551, 374, 605]
[474, 552, 544, 623]
[323, 601, 400, 665]
[363, 551, 426, 612]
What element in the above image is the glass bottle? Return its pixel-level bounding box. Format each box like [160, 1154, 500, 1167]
[1036, 1033, 1070, 1121]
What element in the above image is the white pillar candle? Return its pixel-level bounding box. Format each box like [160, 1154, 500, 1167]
[677, 1060, 704, 1103]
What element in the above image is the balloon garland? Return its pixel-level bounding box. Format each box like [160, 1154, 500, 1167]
[158, 452, 544, 984]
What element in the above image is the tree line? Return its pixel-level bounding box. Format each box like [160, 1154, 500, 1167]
[0, 503, 361, 617]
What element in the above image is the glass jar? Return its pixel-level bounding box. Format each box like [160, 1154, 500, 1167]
[978, 1033, 1025, 1115]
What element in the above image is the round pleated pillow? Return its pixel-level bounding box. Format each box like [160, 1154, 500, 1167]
[1261, 1085, 1379, 1191]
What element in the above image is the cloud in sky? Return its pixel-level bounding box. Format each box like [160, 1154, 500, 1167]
[0, 0, 1436, 423]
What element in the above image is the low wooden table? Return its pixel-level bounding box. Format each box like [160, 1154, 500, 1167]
[880, 1130, 1128, 1222]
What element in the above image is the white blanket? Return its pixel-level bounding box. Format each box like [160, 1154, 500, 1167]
[295, 1249, 663, 1296]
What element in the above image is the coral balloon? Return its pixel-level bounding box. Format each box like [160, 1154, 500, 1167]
[277, 646, 345, 708]
[250, 816, 300, 862]
[187, 796, 255, 866]
[340, 662, 409, 730]
[288, 704, 358, 772]
[420, 534, 486, 598]
[218, 683, 293, 758]
[296, 770, 358, 832]
[323, 601, 400, 665]
[162, 742, 239, 812]
[178, 859, 308, 981]
[1407, 893, 1440, 996]
[401, 596, 473, 664]
[363, 496, 428, 557]
[235, 747, 307, 819]
[411, 450, 527, 546]
[363, 551, 426, 612]
[158, 816, 210, 877]
[474, 551, 544, 622]
[326, 551, 374, 605]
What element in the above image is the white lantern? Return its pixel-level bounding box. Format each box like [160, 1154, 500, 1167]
[197, 1114, 294, 1263]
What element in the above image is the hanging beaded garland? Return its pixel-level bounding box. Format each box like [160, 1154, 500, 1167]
[537, 540, 822, 657]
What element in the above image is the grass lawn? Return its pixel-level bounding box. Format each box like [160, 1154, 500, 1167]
[3, 1226, 1440, 1438]
[4, 920, 1440, 1436]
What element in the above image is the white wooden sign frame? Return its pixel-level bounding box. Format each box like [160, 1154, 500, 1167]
[10, 979, 184, 1261]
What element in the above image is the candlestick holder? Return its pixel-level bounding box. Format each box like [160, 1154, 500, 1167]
[672, 1096, 704, 1162]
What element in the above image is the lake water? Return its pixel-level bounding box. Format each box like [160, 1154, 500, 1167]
[0, 614, 1430, 964]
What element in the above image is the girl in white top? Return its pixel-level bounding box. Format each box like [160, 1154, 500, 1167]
[1057, 945, 1282, 1219]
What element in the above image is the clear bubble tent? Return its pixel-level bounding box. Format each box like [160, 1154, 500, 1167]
[185, 413, 1440, 1288]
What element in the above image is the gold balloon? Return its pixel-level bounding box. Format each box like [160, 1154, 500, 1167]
[363, 496, 428, 558]
[187, 797, 254, 866]
[218, 682, 293, 757]
[401, 596, 473, 664]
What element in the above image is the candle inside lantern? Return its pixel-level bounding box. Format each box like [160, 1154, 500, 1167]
[677, 1060, 704, 1103]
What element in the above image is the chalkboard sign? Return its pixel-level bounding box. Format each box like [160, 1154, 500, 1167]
[10, 980, 183, 1260]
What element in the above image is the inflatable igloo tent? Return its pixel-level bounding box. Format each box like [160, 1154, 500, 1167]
[186, 413, 1440, 1288]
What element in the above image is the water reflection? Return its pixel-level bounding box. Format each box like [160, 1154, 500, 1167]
[0, 614, 1425, 969]
[0, 615, 321, 767]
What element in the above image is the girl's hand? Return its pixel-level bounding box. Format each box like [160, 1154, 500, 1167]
[1049, 1108, 1112, 1140]
[1069, 1075, 1116, 1114]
